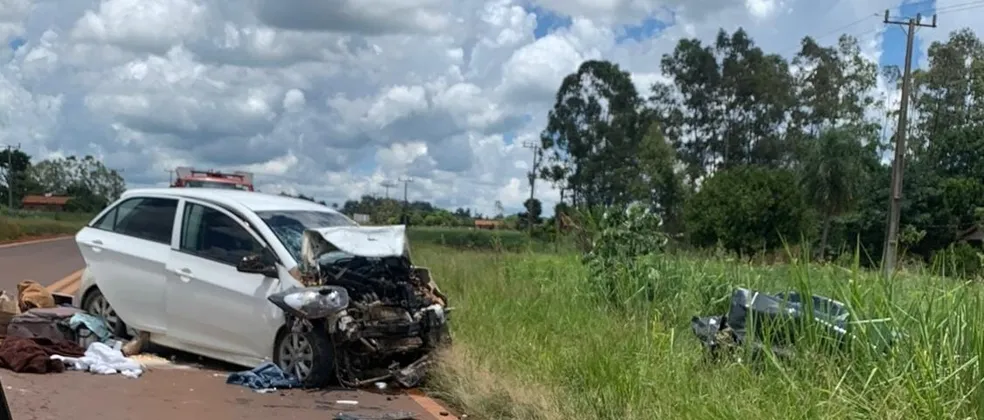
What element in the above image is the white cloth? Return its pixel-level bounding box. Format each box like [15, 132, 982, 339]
[51, 342, 143, 378]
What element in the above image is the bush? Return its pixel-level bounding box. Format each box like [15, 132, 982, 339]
[931, 242, 984, 279]
[582, 203, 669, 306]
[685, 165, 813, 255]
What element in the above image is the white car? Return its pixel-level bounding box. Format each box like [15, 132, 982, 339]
[72, 187, 449, 386]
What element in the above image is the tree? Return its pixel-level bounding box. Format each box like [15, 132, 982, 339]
[631, 122, 686, 232]
[0, 149, 34, 207]
[685, 166, 812, 255]
[518, 198, 543, 230]
[798, 128, 868, 259]
[29, 155, 126, 205]
[539, 60, 647, 207]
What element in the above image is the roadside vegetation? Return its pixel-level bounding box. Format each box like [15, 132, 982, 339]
[414, 221, 984, 420]
[406, 24, 984, 416]
[0, 209, 92, 242]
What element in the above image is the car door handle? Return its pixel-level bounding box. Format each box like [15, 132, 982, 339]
[178, 267, 193, 283]
[92, 239, 103, 245]
[180, 268, 192, 274]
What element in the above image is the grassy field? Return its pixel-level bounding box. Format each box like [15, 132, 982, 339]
[0, 209, 92, 242]
[413, 242, 984, 420]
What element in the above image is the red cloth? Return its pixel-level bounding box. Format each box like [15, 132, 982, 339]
[0, 336, 85, 373]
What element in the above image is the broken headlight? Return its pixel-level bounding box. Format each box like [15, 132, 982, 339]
[269, 286, 351, 320]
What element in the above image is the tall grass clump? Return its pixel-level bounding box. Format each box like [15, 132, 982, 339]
[417, 223, 984, 419]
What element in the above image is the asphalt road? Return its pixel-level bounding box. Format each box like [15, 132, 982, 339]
[0, 237, 83, 293]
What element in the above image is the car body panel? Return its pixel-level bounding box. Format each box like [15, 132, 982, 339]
[75, 227, 170, 333]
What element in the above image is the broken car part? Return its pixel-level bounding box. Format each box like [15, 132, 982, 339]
[691, 287, 898, 361]
[269, 225, 451, 389]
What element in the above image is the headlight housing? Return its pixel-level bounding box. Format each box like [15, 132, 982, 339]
[269, 286, 350, 319]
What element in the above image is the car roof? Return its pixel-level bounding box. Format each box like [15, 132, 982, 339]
[123, 187, 341, 213]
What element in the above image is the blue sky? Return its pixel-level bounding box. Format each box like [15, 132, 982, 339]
[879, 0, 937, 70]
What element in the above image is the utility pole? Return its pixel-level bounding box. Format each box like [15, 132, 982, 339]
[882, 10, 936, 278]
[522, 140, 541, 234]
[380, 180, 397, 199]
[2, 143, 21, 209]
[398, 176, 413, 225]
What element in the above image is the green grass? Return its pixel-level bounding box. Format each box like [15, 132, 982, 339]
[414, 244, 984, 420]
[409, 226, 562, 253]
[0, 208, 92, 242]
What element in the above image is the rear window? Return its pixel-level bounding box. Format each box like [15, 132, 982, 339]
[93, 197, 179, 244]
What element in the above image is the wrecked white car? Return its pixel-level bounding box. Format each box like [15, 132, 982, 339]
[72, 188, 450, 387]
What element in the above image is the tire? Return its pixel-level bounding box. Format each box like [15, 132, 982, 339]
[81, 288, 129, 338]
[273, 325, 335, 388]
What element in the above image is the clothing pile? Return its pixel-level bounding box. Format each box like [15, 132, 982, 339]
[0, 282, 144, 377]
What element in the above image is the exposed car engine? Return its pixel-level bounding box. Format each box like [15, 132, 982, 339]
[270, 225, 451, 388]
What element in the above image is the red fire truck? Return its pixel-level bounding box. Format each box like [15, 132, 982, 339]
[171, 167, 255, 191]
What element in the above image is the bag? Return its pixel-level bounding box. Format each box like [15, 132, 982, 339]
[6, 307, 85, 342]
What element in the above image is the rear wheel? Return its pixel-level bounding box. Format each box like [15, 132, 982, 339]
[273, 321, 335, 388]
[82, 289, 129, 338]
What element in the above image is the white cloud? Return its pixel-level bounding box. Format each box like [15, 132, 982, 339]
[0, 0, 980, 216]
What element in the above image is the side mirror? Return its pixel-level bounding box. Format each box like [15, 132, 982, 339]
[237, 251, 279, 278]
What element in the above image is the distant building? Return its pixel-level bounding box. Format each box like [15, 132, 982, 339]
[474, 219, 503, 230]
[956, 225, 984, 246]
[21, 194, 71, 212]
[352, 213, 370, 223]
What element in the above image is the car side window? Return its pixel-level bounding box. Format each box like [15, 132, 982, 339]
[180, 202, 264, 266]
[94, 197, 178, 244]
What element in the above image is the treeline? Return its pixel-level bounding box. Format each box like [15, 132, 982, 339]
[0, 151, 126, 212]
[536, 27, 984, 270]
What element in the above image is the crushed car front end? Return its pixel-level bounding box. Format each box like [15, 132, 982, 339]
[269, 225, 451, 388]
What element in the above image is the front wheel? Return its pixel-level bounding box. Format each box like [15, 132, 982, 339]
[273, 324, 335, 388]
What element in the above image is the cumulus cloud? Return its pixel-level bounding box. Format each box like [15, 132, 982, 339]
[0, 0, 979, 215]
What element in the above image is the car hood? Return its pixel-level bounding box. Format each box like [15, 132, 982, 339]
[299, 224, 410, 268]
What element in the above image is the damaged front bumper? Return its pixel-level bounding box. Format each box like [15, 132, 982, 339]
[272, 225, 452, 389]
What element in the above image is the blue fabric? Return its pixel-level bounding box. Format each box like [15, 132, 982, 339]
[67, 313, 114, 342]
[226, 362, 301, 390]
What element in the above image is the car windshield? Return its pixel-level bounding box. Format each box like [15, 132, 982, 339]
[185, 180, 248, 190]
[256, 210, 358, 262]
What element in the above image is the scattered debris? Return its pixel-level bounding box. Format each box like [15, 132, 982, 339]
[16, 280, 54, 313]
[51, 341, 144, 378]
[691, 287, 898, 361]
[121, 331, 150, 356]
[334, 412, 418, 420]
[226, 361, 301, 391]
[0, 290, 19, 314]
[0, 336, 85, 373]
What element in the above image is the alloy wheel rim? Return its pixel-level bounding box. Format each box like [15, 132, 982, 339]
[88, 295, 120, 332]
[278, 332, 315, 381]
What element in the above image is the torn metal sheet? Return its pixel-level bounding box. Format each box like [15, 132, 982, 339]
[301, 225, 410, 268]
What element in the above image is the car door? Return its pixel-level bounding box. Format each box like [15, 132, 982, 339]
[75, 196, 178, 333]
[164, 199, 284, 359]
